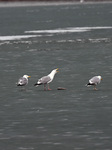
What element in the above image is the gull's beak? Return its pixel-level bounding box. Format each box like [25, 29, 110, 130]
[101, 78, 103, 80]
[56, 68, 59, 72]
[28, 76, 31, 78]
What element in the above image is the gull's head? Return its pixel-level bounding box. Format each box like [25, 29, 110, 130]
[53, 68, 59, 74]
[98, 76, 102, 80]
[50, 68, 59, 76]
[23, 75, 31, 79]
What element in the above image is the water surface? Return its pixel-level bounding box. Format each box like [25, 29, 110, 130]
[0, 2, 112, 150]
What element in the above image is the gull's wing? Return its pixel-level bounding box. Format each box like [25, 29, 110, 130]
[18, 77, 28, 86]
[89, 76, 100, 85]
[38, 76, 51, 84]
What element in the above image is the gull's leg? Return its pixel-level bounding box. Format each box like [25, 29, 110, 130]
[20, 86, 27, 92]
[47, 84, 52, 90]
[94, 85, 97, 90]
[44, 84, 47, 91]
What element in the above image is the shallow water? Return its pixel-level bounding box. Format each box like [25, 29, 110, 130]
[0, 2, 112, 150]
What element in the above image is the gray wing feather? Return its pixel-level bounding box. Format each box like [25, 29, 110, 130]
[38, 76, 51, 84]
[89, 76, 100, 85]
[18, 77, 28, 86]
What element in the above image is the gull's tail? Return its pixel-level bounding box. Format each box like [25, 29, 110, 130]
[85, 83, 91, 87]
[16, 82, 22, 86]
[34, 83, 42, 86]
[34, 83, 39, 86]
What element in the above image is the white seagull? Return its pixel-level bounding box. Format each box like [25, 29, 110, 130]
[34, 68, 59, 90]
[17, 75, 31, 86]
[86, 75, 102, 90]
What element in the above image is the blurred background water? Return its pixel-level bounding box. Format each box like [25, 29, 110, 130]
[0, 2, 112, 150]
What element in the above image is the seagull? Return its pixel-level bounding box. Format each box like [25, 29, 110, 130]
[17, 75, 31, 86]
[34, 68, 59, 90]
[86, 75, 102, 90]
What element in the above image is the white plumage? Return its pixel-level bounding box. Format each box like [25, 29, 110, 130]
[17, 75, 31, 86]
[34, 68, 59, 90]
[86, 75, 102, 90]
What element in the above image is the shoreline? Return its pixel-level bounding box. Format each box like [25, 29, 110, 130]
[0, 1, 112, 7]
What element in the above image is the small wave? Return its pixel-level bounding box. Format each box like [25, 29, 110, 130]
[25, 28, 88, 34]
[57, 38, 111, 43]
[19, 147, 34, 150]
[88, 38, 110, 43]
[25, 26, 112, 34]
[0, 35, 39, 41]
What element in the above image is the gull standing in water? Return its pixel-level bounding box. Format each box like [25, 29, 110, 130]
[86, 75, 102, 90]
[17, 75, 31, 86]
[34, 68, 59, 90]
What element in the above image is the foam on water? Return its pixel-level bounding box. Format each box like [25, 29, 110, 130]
[0, 26, 112, 42]
[25, 26, 112, 34]
[0, 35, 39, 41]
